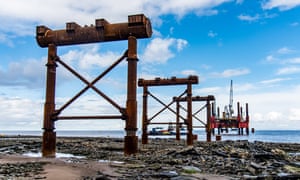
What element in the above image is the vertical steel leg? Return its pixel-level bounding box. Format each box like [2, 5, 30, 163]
[142, 86, 148, 144]
[42, 44, 57, 157]
[176, 100, 180, 141]
[124, 36, 138, 155]
[186, 84, 193, 146]
[206, 101, 212, 142]
[246, 103, 249, 135]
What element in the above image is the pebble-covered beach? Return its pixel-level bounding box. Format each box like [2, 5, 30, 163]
[0, 136, 300, 179]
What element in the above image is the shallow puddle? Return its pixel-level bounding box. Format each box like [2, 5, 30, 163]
[23, 152, 85, 159]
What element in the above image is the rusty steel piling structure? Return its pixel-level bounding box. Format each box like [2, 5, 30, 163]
[36, 14, 152, 157]
[174, 95, 215, 142]
[138, 76, 198, 146]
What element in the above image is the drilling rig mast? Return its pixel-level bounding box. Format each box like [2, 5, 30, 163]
[229, 80, 234, 117]
[224, 80, 234, 118]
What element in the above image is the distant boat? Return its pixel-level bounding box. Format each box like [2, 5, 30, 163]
[148, 127, 171, 135]
[148, 127, 187, 136]
[170, 128, 187, 135]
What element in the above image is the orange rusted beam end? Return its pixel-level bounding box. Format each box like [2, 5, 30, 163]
[36, 14, 152, 47]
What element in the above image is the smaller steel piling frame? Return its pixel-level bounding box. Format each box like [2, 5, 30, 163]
[174, 95, 215, 142]
[37, 14, 152, 157]
[138, 76, 199, 146]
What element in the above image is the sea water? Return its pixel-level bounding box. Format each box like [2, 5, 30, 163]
[1, 130, 300, 143]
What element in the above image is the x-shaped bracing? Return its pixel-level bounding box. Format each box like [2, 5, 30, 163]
[53, 50, 128, 120]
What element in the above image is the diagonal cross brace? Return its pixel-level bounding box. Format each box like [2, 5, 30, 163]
[179, 104, 207, 125]
[53, 50, 128, 118]
[148, 90, 187, 123]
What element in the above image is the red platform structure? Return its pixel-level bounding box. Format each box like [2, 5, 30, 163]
[209, 80, 250, 136]
[210, 102, 250, 135]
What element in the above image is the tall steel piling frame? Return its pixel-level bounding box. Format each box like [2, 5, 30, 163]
[36, 14, 152, 157]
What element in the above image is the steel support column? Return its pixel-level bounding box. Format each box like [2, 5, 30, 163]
[42, 44, 57, 157]
[176, 100, 180, 141]
[124, 36, 138, 155]
[237, 102, 241, 135]
[206, 101, 212, 142]
[142, 86, 148, 144]
[246, 103, 249, 135]
[186, 84, 193, 146]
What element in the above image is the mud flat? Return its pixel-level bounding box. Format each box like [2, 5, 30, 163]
[0, 136, 300, 179]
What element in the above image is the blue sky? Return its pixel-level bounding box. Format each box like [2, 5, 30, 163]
[1, 0, 300, 131]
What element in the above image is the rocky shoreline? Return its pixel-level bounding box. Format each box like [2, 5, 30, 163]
[0, 136, 300, 179]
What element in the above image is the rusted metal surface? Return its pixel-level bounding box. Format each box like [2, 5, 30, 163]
[142, 86, 148, 144]
[186, 84, 193, 145]
[176, 100, 180, 140]
[42, 131, 56, 157]
[36, 14, 152, 47]
[138, 76, 198, 145]
[138, 76, 198, 86]
[42, 44, 57, 157]
[124, 36, 138, 155]
[174, 95, 215, 142]
[206, 101, 212, 142]
[38, 14, 152, 157]
[174, 95, 215, 102]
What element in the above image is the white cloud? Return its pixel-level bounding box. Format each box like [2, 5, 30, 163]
[56, 94, 125, 116]
[288, 108, 300, 121]
[0, 96, 43, 130]
[276, 66, 300, 75]
[238, 14, 260, 22]
[0, 0, 231, 37]
[181, 70, 198, 76]
[286, 57, 300, 64]
[77, 46, 122, 69]
[264, 47, 300, 65]
[0, 33, 14, 47]
[262, 0, 300, 11]
[0, 44, 126, 88]
[208, 30, 218, 38]
[0, 58, 45, 88]
[237, 13, 277, 23]
[0, 94, 129, 130]
[145, 0, 229, 19]
[260, 78, 291, 84]
[195, 86, 221, 95]
[142, 37, 188, 64]
[235, 83, 256, 92]
[277, 47, 295, 54]
[266, 55, 275, 62]
[212, 68, 250, 78]
[266, 111, 283, 121]
[176, 39, 188, 51]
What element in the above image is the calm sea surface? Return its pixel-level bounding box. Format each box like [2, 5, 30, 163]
[0, 130, 299, 143]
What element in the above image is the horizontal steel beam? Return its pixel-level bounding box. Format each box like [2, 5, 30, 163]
[149, 122, 183, 125]
[138, 76, 198, 86]
[36, 14, 152, 47]
[57, 115, 124, 120]
[174, 95, 215, 102]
